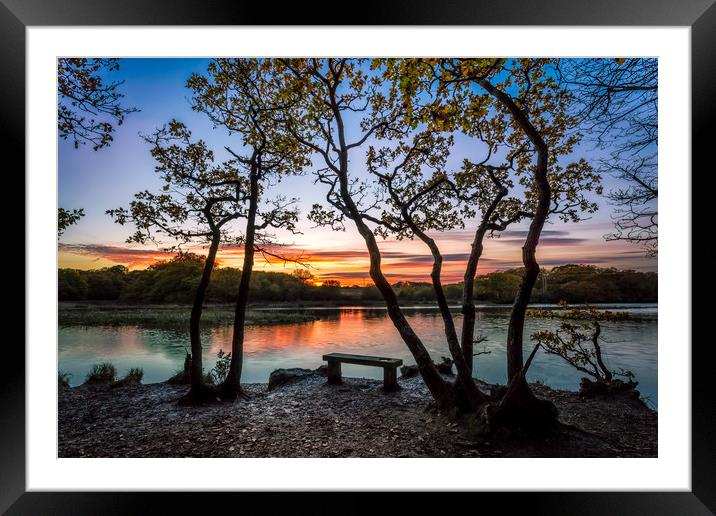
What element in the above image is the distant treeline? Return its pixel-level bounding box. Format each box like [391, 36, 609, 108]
[58, 254, 657, 305]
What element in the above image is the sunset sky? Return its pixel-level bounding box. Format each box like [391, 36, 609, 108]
[58, 58, 657, 286]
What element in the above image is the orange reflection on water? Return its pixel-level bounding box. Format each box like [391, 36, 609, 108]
[114, 325, 145, 354]
[205, 309, 408, 357]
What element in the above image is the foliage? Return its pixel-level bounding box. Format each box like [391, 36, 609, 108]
[59, 265, 130, 301]
[122, 368, 144, 384]
[58, 268, 90, 300]
[527, 301, 630, 321]
[58, 258, 656, 305]
[57, 58, 137, 150]
[107, 122, 249, 250]
[120, 253, 204, 303]
[377, 58, 603, 226]
[292, 269, 314, 284]
[530, 303, 636, 383]
[476, 265, 656, 304]
[207, 350, 232, 385]
[84, 362, 117, 384]
[473, 270, 523, 303]
[58, 208, 85, 237]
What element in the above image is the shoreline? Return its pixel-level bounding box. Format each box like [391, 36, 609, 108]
[58, 301, 657, 327]
[59, 373, 657, 458]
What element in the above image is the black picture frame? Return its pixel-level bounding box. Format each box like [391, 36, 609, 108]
[3, 0, 713, 513]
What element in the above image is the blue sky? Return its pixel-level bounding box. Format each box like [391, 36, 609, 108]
[58, 58, 657, 284]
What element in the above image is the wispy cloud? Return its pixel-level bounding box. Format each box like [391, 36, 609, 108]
[59, 237, 656, 284]
[58, 243, 175, 268]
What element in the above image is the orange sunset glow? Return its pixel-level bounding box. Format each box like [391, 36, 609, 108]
[58, 222, 654, 286]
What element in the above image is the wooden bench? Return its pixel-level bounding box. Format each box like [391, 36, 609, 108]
[322, 352, 403, 392]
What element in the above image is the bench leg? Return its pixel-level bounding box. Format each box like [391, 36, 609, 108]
[383, 366, 398, 392]
[327, 360, 342, 385]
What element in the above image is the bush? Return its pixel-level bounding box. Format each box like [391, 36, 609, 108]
[122, 367, 144, 384]
[211, 350, 231, 385]
[110, 367, 144, 388]
[58, 371, 72, 389]
[204, 349, 232, 385]
[85, 362, 117, 384]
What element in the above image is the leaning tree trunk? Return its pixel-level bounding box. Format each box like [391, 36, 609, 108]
[346, 188, 452, 408]
[336, 177, 451, 408]
[220, 167, 259, 401]
[321, 78, 452, 410]
[403, 210, 486, 413]
[183, 230, 221, 403]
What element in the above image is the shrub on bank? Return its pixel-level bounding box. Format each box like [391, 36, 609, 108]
[84, 362, 117, 384]
[58, 371, 72, 389]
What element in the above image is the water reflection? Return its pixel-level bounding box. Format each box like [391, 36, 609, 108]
[58, 305, 658, 406]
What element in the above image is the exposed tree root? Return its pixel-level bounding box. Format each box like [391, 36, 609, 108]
[177, 384, 221, 406]
[217, 383, 250, 403]
[490, 375, 559, 434]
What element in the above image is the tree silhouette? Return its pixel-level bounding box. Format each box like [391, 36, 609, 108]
[57, 58, 137, 235]
[58, 207, 84, 237]
[276, 58, 457, 409]
[108, 121, 250, 403]
[559, 58, 657, 255]
[58, 58, 137, 150]
[368, 58, 600, 425]
[188, 58, 309, 401]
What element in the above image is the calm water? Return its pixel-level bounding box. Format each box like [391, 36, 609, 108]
[58, 304, 658, 406]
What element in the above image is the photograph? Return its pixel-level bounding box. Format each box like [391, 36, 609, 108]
[56, 57, 660, 459]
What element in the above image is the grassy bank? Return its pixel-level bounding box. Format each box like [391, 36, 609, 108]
[59, 303, 318, 327]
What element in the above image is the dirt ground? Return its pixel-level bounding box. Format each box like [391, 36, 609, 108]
[58, 372, 657, 458]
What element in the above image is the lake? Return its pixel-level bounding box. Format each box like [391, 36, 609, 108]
[58, 304, 658, 407]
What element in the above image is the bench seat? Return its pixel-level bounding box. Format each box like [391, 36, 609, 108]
[322, 352, 403, 391]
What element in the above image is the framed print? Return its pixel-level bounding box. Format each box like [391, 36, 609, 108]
[3, 0, 714, 513]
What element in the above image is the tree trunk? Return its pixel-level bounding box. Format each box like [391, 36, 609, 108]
[349, 191, 452, 409]
[479, 78, 551, 383]
[183, 231, 220, 403]
[336, 174, 450, 406]
[459, 187, 505, 372]
[591, 321, 613, 382]
[365, 230, 453, 409]
[460, 235, 483, 375]
[493, 342, 558, 431]
[321, 69, 452, 410]
[404, 211, 486, 412]
[220, 166, 259, 401]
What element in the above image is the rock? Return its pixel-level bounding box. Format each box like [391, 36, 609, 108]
[400, 365, 419, 378]
[268, 368, 315, 391]
[313, 364, 328, 377]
